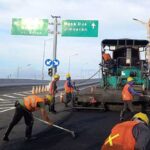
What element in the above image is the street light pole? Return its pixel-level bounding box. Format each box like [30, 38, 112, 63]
[133, 18, 150, 73]
[17, 64, 31, 79]
[68, 53, 78, 73]
[51, 15, 61, 75]
[41, 40, 46, 80]
[42, 38, 53, 80]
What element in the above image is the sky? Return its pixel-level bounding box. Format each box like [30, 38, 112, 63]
[0, 0, 150, 80]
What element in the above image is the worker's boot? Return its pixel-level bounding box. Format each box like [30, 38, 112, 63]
[120, 110, 124, 121]
[50, 104, 57, 114]
[3, 135, 9, 141]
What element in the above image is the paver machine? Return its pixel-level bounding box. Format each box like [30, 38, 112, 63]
[98, 39, 150, 111]
[73, 39, 150, 110]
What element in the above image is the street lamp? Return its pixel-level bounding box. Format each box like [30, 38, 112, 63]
[133, 18, 150, 42]
[133, 18, 150, 71]
[68, 53, 78, 73]
[17, 64, 31, 79]
[81, 62, 88, 79]
[41, 38, 53, 80]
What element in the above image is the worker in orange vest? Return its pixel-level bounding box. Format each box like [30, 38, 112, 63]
[120, 77, 143, 121]
[101, 112, 150, 150]
[49, 74, 60, 113]
[102, 51, 111, 63]
[3, 95, 53, 141]
[100, 51, 115, 75]
[64, 73, 74, 107]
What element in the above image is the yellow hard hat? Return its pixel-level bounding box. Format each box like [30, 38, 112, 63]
[45, 95, 53, 103]
[127, 77, 134, 82]
[53, 74, 60, 79]
[133, 112, 149, 125]
[66, 73, 71, 78]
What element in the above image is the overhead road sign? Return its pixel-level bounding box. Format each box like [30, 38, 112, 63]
[62, 20, 98, 37]
[45, 59, 53, 67]
[11, 18, 49, 36]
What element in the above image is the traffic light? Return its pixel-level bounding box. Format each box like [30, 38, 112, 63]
[48, 68, 53, 77]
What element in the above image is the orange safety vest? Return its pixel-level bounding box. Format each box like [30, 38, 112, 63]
[49, 80, 55, 96]
[102, 53, 111, 62]
[64, 81, 74, 93]
[24, 95, 44, 112]
[101, 121, 139, 150]
[122, 84, 133, 101]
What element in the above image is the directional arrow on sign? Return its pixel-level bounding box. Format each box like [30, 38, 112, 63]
[91, 23, 96, 29]
[53, 59, 60, 67]
[45, 59, 53, 67]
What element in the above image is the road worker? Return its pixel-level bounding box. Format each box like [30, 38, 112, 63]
[102, 51, 111, 64]
[49, 74, 60, 113]
[3, 95, 53, 141]
[120, 77, 143, 121]
[101, 112, 150, 150]
[100, 51, 115, 75]
[64, 73, 74, 107]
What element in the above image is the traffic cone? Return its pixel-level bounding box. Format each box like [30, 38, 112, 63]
[47, 85, 49, 92]
[35, 86, 38, 94]
[38, 86, 42, 93]
[45, 85, 48, 92]
[42, 86, 45, 93]
[32, 86, 35, 94]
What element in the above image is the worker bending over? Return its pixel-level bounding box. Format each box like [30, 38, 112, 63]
[3, 95, 53, 141]
[101, 112, 150, 150]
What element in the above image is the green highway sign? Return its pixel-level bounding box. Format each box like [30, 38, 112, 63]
[62, 20, 98, 37]
[11, 18, 49, 36]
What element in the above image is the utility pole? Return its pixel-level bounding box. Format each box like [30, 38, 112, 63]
[133, 18, 150, 74]
[51, 15, 61, 76]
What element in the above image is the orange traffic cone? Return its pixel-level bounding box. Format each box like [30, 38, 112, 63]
[32, 86, 35, 94]
[38, 86, 42, 93]
[35, 86, 38, 94]
[42, 86, 45, 93]
[46, 85, 49, 92]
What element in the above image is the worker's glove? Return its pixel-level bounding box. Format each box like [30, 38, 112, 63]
[15, 101, 19, 107]
[48, 121, 53, 126]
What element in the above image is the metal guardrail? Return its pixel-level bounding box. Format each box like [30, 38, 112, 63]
[0, 79, 99, 87]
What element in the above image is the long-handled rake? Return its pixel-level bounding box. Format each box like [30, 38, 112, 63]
[34, 116, 76, 138]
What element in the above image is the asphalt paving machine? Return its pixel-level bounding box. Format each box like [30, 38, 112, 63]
[73, 39, 150, 110]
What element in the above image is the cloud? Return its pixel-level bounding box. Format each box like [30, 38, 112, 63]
[0, 0, 150, 79]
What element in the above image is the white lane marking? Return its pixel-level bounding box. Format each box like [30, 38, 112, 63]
[3, 94, 17, 98]
[0, 98, 5, 101]
[13, 93, 26, 96]
[0, 101, 11, 103]
[0, 85, 95, 114]
[0, 104, 14, 106]
[21, 91, 32, 94]
[0, 107, 14, 109]
[0, 107, 15, 113]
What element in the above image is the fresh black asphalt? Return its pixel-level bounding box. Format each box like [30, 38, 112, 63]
[0, 110, 121, 150]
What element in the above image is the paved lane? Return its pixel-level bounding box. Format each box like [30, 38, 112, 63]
[0, 111, 120, 150]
